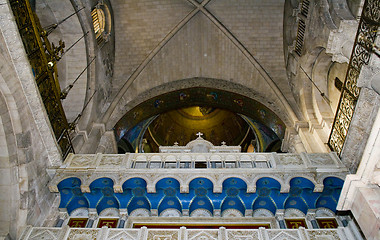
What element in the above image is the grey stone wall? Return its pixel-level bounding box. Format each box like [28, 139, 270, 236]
[0, 3, 62, 238]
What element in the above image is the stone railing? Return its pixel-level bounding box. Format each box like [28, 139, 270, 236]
[19, 225, 358, 240]
[48, 152, 348, 194]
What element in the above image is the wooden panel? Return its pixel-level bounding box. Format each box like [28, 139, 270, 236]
[97, 218, 118, 228]
[68, 218, 88, 228]
[317, 218, 338, 228]
[285, 219, 307, 229]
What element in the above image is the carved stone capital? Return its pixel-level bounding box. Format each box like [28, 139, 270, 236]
[119, 213, 128, 221]
[247, 185, 256, 193]
[58, 211, 69, 220]
[306, 210, 317, 221]
[88, 209, 98, 220]
[180, 185, 189, 193]
[244, 209, 253, 217]
[182, 209, 189, 217]
[214, 186, 223, 193]
[113, 185, 123, 193]
[314, 184, 324, 192]
[80, 185, 91, 193]
[151, 209, 158, 217]
[275, 209, 285, 221]
[280, 184, 290, 193]
[213, 209, 221, 217]
[147, 185, 156, 193]
[49, 185, 59, 193]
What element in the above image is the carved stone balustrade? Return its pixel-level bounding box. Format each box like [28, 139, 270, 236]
[48, 152, 348, 194]
[19, 225, 359, 240]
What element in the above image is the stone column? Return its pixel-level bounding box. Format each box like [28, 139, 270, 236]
[118, 210, 128, 228]
[259, 227, 269, 240]
[139, 226, 148, 240]
[337, 215, 350, 227]
[96, 131, 118, 154]
[218, 227, 227, 240]
[275, 210, 286, 229]
[55, 211, 69, 227]
[306, 210, 318, 229]
[179, 226, 187, 240]
[298, 227, 308, 240]
[86, 209, 98, 228]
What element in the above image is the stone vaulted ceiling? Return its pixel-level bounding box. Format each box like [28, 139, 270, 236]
[106, 0, 300, 129]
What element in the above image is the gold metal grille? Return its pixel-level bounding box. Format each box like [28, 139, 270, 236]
[295, 19, 306, 56]
[328, 0, 379, 155]
[10, 0, 74, 159]
[294, 0, 310, 56]
[300, 0, 310, 18]
[91, 7, 106, 45]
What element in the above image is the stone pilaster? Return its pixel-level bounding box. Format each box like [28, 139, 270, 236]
[275, 210, 286, 229]
[306, 210, 318, 229]
[118, 210, 128, 228]
[86, 209, 98, 228]
[55, 211, 69, 227]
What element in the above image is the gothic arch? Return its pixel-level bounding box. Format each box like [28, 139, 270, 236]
[87, 175, 117, 187]
[151, 175, 185, 193]
[0, 91, 21, 239]
[0, 51, 28, 238]
[319, 175, 346, 184]
[251, 175, 285, 192]
[218, 176, 250, 189]
[284, 175, 318, 190]
[120, 176, 151, 190]
[106, 78, 295, 131]
[185, 175, 216, 192]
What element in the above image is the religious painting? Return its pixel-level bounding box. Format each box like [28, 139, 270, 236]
[317, 218, 338, 228]
[97, 218, 118, 228]
[285, 219, 307, 229]
[68, 218, 88, 228]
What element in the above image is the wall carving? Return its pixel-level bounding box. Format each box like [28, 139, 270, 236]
[70, 208, 89, 217]
[227, 230, 259, 240]
[19, 226, 353, 240]
[315, 208, 335, 218]
[252, 209, 274, 218]
[67, 229, 100, 240]
[187, 230, 218, 240]
[129, 208, 150, 217]
[29, 229, 61, 240]
[99, 208, 119, 217]
[221, 209, 243, 218]
[147, 230, 179, 240]
[267, 230, 300, 240]
[160, 209, 182, 217]
[107, 229, 139, 240]
[284, 208, 306, 218]
[190, 209, 212, 218]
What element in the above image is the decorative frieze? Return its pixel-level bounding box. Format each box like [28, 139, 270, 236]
[19, 226, 357, 240]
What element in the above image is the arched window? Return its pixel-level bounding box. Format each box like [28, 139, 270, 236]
[91, 2, 111, 45]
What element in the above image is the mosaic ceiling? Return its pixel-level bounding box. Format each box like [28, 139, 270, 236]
[114, 87, 286, 153]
